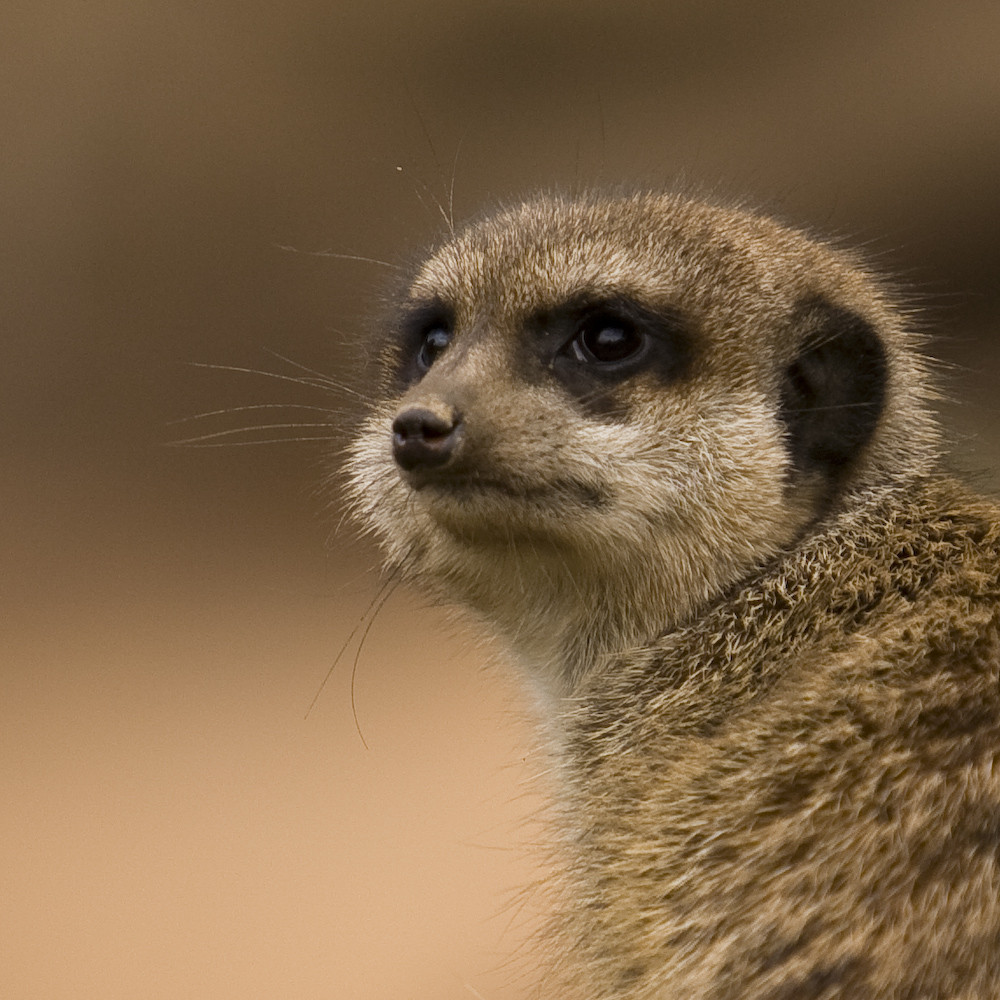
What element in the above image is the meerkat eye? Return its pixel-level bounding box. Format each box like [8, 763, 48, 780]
[417, 325, 452, 371]
[571, 313, 646, 366]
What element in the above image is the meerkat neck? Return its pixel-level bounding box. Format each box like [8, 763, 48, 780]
[439, 518, 806, 701]
[566, 478, 946, 730]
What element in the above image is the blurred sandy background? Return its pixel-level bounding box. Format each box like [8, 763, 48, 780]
[2, 2, 999, 998]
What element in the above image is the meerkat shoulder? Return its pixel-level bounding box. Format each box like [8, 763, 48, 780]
[561, 478, 1000, 997]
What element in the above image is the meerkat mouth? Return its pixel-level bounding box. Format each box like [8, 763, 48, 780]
[403, 470, 608, 510]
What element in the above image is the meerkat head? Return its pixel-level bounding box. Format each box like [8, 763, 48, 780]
[347, 192, 938, 698]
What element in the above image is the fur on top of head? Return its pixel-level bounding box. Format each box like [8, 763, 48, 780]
[347, 191, 939, 696]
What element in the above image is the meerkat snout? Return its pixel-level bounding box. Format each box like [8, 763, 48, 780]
[391, 405, 463, 472]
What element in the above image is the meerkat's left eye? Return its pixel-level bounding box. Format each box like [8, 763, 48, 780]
[417, 325, 452, 371]
[571, 313, 647, 366]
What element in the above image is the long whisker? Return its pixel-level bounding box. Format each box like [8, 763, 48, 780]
[274, 245, 402, 272]
[348, 575, 403, 750]
[167, 403, 337, 426]
[260, 348, 365, 398]
[187, 361, 340, 392]
[170, 421, 336, 445]
[448, 133, 466, 236]
[412, 180, 453, 236]
[171, 436, 340, 448]
[403, 90, 455, 237]
[303, 566, 402, 731]
[783, 401, 885, 413]
[304, 574, 393, 721]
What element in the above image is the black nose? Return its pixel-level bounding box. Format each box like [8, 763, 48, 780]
[391, 406, 462, 471]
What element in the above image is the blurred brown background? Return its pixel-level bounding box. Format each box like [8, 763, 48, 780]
[3, 2, 999, 998]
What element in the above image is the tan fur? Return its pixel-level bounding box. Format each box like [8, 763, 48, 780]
[346, 191, 1000, 998]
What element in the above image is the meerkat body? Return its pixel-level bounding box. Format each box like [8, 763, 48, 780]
[347, 192, 1000, 998]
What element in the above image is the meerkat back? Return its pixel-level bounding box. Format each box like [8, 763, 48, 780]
[347, 192, 1000, 999]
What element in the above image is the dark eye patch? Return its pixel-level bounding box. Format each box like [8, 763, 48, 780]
[392, 299, 456, 386]
[537, 295, 693, 416]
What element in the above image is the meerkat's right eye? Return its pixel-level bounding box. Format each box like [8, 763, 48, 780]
[417, 324, 452, 371]
[564, 311, 650, 372]
[572, 312, 647, 366]
[543, 299, 691, 407]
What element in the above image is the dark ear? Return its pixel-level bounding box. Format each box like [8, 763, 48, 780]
[779, 297, 887, 485]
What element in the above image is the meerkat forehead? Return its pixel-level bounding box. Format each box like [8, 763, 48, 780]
[410, 194, 875, 351]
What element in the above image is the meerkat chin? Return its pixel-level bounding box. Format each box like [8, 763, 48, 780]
[346, 191, 1000, 999]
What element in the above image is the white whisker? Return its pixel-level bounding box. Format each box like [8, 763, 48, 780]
[172, 437, 339, 448]
[188, 361, 339, 392]
[260, 348, 365, 398]
[167, 403, 337, 426]
[171, 421, 335, 444]
[274, 245, 402, 272]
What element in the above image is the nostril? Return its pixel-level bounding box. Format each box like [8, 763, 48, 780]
[391, 406, 462, 471]
[392, 407, 454, 442]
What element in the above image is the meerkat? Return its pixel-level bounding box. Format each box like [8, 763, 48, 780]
[346, 191, 1000, 999]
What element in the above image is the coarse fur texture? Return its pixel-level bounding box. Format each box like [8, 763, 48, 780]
[345, 190, 1000, 998]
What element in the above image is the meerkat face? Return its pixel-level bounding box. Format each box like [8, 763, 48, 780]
[347, 193, 931, 692]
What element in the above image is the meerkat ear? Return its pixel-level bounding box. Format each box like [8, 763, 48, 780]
[779, 297, 887, 484]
